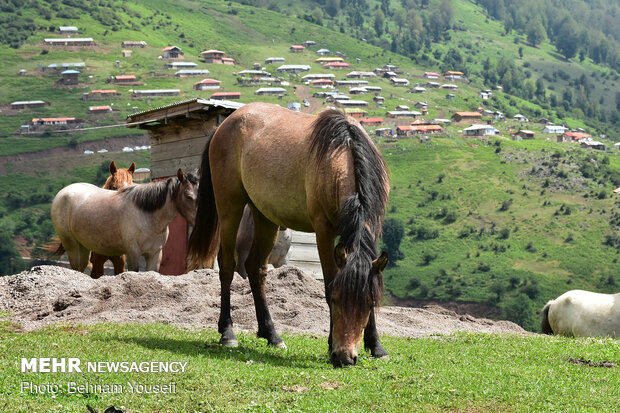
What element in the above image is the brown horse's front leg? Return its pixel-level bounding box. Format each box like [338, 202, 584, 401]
[364, 308, 389, 358]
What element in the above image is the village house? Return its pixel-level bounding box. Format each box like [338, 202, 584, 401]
[424, 72, 440, 79]
[426, 81, 441, 88]
[175, 69, 210, 78]
[310, 79, 334, 88]
[446, 93, 456, 100]
[111, 74, 137, 84]
[374, 128, 392, 137]
[543, 125, 567, 134]
[276, 64, 311, 73]
[397, 124, 444, 137]
[349, 87, 368, 95]
[386, 110, 422, 118]
[463, 124, 499, 137]
[43, 62, 86, 72]
[10, 100, 49, 109]
[162, 46, 183, 59]
[580, 140, 606, 150]
[441, 83, 459, 90]
[358, 117, 383, 126]
[513, 130, 535, 140]
[58, 26, 79, 35]
[122, 50, 132, 58]
[373, 96, 385, 104]
[513, 114, 528, 122]
[335, 80, 368, 87]
[559, 131, 592, 142]
[335, 99, 368, 108]
[122, 41, 147, 48]
[414, 102, 428, 110]
[133, 89, 181, 98]
[396, 105, 410, 111]
[194, 79, 221, 90]
[303, 40, 316, 47]
[390, 78, 410, 86]
[346, 71, 376, 79]
[410, 86, 426, 93]
[210, 92, 241, 100]
[302, 73, 336, 81]
[322, 62, 350, 69]
[44, 38, 94, 46]
[265, 57, 285, 64]
[83, 89, 120, 100]
[365, 85, 382, 92]
[444, 70, 464, 80]
[238, 69, 271, 77]
[290, 45, 305, 53]
[223, 57, 237, 65]
[255, 87, 287, 96]
[61, 69, 80, 85]
[316, 48, 330, 56]
[165, 62, 198, 69]
[88, 105, 113, 114]
[201, 50, 225, 63]
[31, 117, 78, 127]
[315, 57, 344, 64]
[343, 108, 367, 118]
[479, 91, 491, 100]
[452, 111, 482, 122]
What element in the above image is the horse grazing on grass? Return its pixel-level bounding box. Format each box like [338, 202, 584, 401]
[52, 169, 198, 273]
[188, 102, 389, 367]
[541, 290, 620, 338]
[89, 160, 136, 279]
[235, 205, 292, 279]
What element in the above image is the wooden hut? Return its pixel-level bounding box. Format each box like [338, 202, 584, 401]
[126, 98, 244, 275]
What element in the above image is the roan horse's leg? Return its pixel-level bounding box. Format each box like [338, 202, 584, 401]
[62, 238, 91, 273]
[245, 207, 284, 348]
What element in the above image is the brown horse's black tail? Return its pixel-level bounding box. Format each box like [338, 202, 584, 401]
[40, 237, 66, 260]
[187, 129, 220, 269]
[540, 303, 554, 335]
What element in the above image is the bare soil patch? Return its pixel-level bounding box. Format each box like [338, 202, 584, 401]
[0, 265, 529, 338]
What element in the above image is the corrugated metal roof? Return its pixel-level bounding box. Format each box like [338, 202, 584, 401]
[126, 98, 244, 120]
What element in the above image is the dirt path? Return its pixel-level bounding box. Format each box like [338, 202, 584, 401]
[295, 85, 323, 114]
[0, 265, 529, 337]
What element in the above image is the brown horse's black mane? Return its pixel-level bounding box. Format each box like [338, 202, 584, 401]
[120, 173, 198, 212]
[310, 109, 389, 314]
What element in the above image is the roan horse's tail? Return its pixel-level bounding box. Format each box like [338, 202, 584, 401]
[187, 129, 220, 269]
[40, 237, 65, 260]
[540, 302, 554, 335]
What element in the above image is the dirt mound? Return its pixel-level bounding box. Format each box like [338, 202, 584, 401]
[0, 265, 529, 337]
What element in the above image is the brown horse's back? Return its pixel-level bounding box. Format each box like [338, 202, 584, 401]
[210, 102, 354, 232]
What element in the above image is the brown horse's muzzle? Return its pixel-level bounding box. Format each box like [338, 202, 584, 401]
[330, 350, 358, 368]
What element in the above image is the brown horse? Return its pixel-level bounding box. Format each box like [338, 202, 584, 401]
[188, 102, 389, 367]
[90, 161, 136, 279]
[52, 169, 198, 273]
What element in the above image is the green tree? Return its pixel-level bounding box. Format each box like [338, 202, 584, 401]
[0, 224, 27, 276]
[373, 9, 385, 36]
[325, 0, 340, 17]
[556, 19, 579, 60]
[381, 218, 405, 266]
[526, 18, 546, 47]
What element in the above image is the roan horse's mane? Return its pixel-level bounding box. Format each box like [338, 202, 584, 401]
[119, 173, 198, 212]
[310, 109, 389, 315]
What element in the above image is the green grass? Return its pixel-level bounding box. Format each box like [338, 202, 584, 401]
[1, 321, 619, 412]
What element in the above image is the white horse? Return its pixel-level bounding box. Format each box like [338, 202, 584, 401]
[541, 290, 619, 338]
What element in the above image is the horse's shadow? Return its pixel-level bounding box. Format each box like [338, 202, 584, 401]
[103, 334, 325, 369]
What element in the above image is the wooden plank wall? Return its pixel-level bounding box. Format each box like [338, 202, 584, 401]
[287, 230, 322, 280]
[149, 118, 216, 179]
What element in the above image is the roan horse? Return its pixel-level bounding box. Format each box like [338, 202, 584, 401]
[52, 169, 198, 273]
[89, 160, 136, 279]
[188, 102, 389, 367]
[541, 290, 619, 338]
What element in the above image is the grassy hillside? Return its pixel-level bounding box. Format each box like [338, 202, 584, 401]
[0, 0, 619, 330]
[1, 321, 619, 411]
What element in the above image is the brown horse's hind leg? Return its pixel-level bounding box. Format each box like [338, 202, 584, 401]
[89, 253, 106, 279]
[217, 203, 247, 347]
[111, 255, 126, 275]
[245, 208, 284, 348]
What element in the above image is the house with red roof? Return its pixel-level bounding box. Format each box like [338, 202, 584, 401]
[290, 45, 305, 53]
[210, 91, 241, 100]
[358, 118, 383, 126]
[88, 105, 113, 114]
[111, 74, 137, 84]
[322, 62, 350, 69]
[452, 111, 482, 122]
[194, 79, 221, 90]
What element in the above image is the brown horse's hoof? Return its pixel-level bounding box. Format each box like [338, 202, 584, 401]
[272, 341, 287, 350]
[220, 338, 238, 347]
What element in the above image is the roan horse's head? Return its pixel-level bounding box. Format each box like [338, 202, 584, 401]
[104, 161, 136, 190]
[173, 169, 199, 227]
[330, 243, 388, 367]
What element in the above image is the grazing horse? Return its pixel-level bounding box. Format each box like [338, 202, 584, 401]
[90, 161, 136, 279]
[188, 102, 389, 367]
[541, 290, 620, 338]
[52, 169, 198, 273]
[235, 205, 292, 279]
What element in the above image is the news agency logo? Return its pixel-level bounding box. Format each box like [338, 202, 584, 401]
[20, 358, 188, 373]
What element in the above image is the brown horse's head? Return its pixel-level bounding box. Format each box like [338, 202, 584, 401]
[330, 242, 388, 367]
[173, 169, 199, 227]
[104, 161, 136, 190]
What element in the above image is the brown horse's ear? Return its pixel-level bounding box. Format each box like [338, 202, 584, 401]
[334, 242, 347, 269]
[128, 162, 136, 174]
[109, 160, 117, 174]
[373, 251, 389, 273]
[177, 168, 186, 183]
